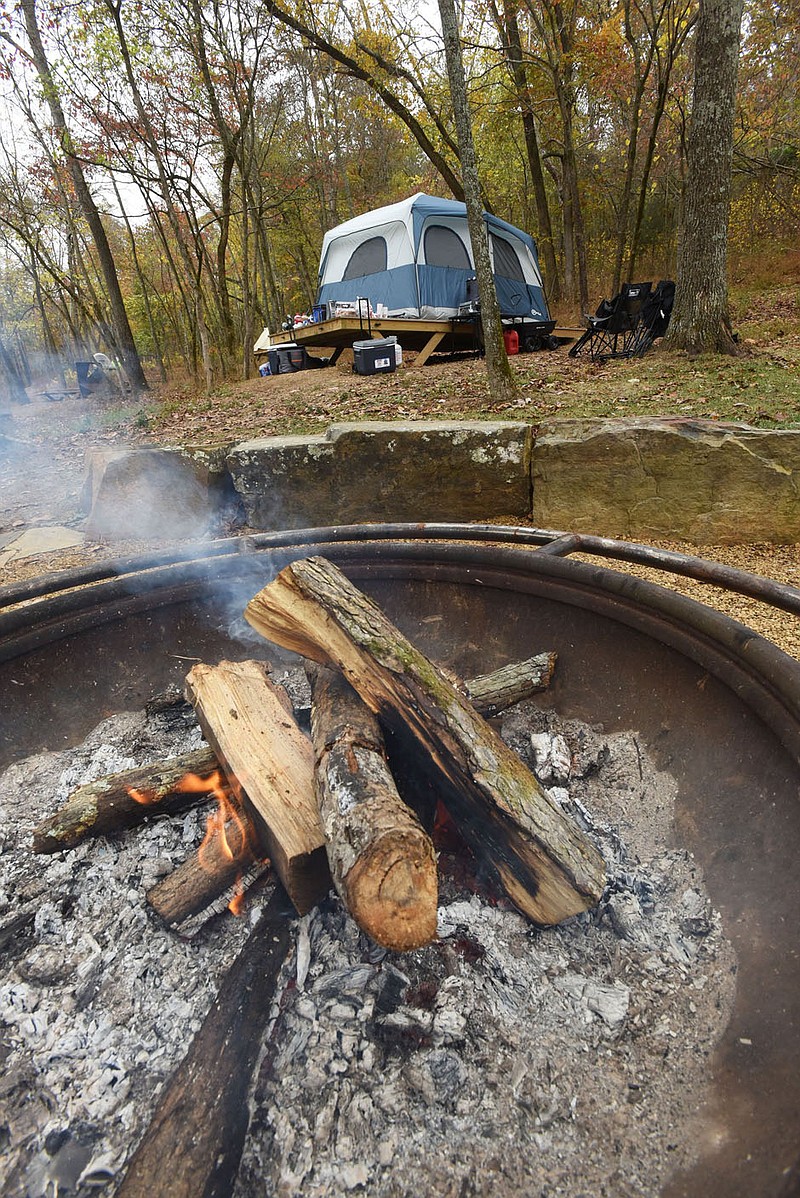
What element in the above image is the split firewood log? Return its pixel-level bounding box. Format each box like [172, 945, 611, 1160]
[116, 884, 293, 1198]
[185, 659, 329, 915]
[32, 746, 221, 853]
[308, 663, 437, 951]
[245, 556, 606, 925]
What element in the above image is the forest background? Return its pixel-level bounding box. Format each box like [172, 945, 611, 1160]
[0, 0, 797, 399]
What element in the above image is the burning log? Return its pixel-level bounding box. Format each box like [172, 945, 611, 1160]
[244, 556, 606, 925]
[184, 659, 329, 914]
[308, 663, 438, 951]
[146, 840, 267, 931]
[116, 884, 293, 1198]
[32, 746, 221, 853]
[146, 770, 262, 928]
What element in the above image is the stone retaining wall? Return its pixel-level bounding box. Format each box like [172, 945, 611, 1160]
[226, 422, 532, 529]
[532, 418, 800, 543]
[84, 418, 800, 545]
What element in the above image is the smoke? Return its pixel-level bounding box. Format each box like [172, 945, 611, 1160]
[0, 411, 88, 536]
[84, 446, 243, 543]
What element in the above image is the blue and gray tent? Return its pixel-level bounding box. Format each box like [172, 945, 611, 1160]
[316, 193, 551, 323]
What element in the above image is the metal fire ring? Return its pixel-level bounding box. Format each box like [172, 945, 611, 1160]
[1, 523, 798, 762]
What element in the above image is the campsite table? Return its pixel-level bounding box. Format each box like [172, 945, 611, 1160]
[263, 316, 481, 367]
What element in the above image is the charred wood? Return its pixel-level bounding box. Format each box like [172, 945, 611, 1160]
[146, 810, 261, 928]
[245, 556, 606, 925]
[32, 746, 222, 853]
[116, 885, 293, 1198]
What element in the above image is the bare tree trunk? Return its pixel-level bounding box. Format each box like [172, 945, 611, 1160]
[28, 249, 66, 386]
[20, 0, 148, 394]
[0, 333, 29, 403]
[495, 1, 560, 302]
[664, 0, 745, 354]
[438, 0, 516, 405]
[110, 176, 167, 383]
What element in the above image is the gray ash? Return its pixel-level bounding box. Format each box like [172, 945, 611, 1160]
[0, 687, 736, 1197]
[236, 700, 736, 1198]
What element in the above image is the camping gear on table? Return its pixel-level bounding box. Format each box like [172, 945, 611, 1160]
[315, 193, 554, 341]
[353, 337, 397, 375]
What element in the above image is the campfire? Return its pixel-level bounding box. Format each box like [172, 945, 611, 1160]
[2, 557, 737, 1196]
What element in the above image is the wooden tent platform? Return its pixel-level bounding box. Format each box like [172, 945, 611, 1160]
[259, 317, 582, 368]
[262, 317, 480, 367]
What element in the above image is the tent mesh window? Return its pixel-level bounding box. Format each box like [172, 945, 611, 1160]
[342, 237, 388, 280]
[423, 225, 472, 270]
[491, 234, 526, 280]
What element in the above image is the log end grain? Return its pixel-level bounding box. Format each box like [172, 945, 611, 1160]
[345, 829, 438, 951]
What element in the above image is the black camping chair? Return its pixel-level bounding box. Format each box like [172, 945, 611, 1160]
[568, 281, 652, 361]
[629, 279, 676, 356]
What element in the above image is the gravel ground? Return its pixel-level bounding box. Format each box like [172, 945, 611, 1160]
[574, 540, 800, 661]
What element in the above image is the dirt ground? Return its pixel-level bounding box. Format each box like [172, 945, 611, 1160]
[1, 372, 798, 660]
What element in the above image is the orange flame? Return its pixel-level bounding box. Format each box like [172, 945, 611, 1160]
[128, 786, 156, 806]
[228, 880, 246, 917]
[178, 771, 256, 918]
[131, 768, 261, 919]
[175, 770, 250, 870]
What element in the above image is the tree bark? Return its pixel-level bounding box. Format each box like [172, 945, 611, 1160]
[664, 0, 745, 354]
[461, 652, 556, 718]
[308, 664, 438, 951]
[438, 0, 517, 405]
[20, 0, 149, 393]
[116, 885, 293, 1198]
[245, 557, 606, 926]
[32, 746, 222, 853]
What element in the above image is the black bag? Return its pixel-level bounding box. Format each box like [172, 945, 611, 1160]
[275, 345, 307, 373]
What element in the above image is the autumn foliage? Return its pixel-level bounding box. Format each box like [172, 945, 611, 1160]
[0, 0, 796, 389]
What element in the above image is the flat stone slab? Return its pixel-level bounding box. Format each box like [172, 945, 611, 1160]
[533, 418, 800, 544]
[0, 525, 85, 568]
[227, 421, 532, 529]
